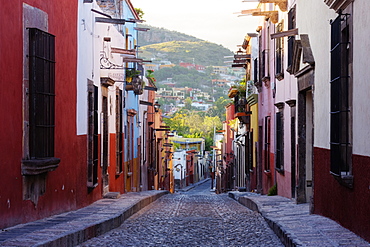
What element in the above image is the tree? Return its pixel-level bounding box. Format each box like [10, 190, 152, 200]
[164, 109, 223, 151]
[184, 97, 193, 110]
[134, 8, 144, 19]
[207, 96, 231, 121]
[163, 112, 189, 136]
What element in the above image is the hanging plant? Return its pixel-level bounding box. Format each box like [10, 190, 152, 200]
[237, 81, 246, 96]
[126, 68, 141, 82]
[146, 69, 157, 86]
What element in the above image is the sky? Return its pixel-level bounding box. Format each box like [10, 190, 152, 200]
[130, 0, 261, 51]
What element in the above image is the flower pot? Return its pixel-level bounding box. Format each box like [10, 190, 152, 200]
[125, 83, 134, 91]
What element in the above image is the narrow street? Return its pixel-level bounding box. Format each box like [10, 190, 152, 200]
[78, 181, 283, 247]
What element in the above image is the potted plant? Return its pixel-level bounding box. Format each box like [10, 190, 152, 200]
[228, 85, 239, 98]
[146, 70, 156, 83]
[125, 68, 141, 82]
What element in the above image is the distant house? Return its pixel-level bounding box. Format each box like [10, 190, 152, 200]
[145, 64, 159, 71]
[159, 64, 176, 69]
[195, 65, 206, 71]
[170, 136, 205, 186]
[191, 102, 212, 111]
[212, 66, 228, 74]
[179, 62, 205, 72]
[173, 150, 187, 189]
[179, 62, 196, 69]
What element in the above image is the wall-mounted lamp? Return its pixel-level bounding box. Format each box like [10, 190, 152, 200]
[247, 33, 258, 38]
[154, 101, 161, 112]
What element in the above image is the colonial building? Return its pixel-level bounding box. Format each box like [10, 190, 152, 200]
[225, 0, 370, 242]
[0, 0, 172, 230]
[296, 0, 370, 241]
[0, 0, 79, 228]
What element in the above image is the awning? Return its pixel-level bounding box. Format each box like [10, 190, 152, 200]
[139, 100, 153, 106]
[134, 27, 150, 32]
[271, 28, 299, 39]
[111, 47, 136, 55]
[144, 86, 157, 91]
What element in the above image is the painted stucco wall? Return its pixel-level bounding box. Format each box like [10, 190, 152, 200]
[352, 0, 370, 156]
[296, 0, 336, 149]
[173, 150, 187, 180]
[297, 0, 370, 242]
[77, 1, 126, 136]
[0, 0, 80, 228]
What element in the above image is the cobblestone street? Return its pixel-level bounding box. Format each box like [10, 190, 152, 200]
[78, 181, 283, 247]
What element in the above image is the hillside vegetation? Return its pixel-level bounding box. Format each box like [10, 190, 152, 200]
[138, 24, 202, 46]
[140, 41, 233, 66]
[137, 24, 233, 66]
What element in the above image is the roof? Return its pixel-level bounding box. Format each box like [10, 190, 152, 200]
[126, 0, 140, 20]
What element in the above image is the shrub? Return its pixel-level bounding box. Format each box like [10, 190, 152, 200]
[268, 184, 277, 196]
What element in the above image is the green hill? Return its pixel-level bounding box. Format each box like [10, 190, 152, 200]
[138, 24, 203, 46]
[137, 25, 233, 66]
[139, 41, 233, 66]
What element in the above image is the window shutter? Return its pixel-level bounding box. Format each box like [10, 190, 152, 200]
[29, 28, 56, 158]
[330, 14, 351, 176]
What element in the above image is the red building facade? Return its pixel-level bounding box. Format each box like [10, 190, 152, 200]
[0, 0, 83, 228]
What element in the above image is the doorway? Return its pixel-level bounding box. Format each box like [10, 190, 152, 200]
[297, 88, 314, 204]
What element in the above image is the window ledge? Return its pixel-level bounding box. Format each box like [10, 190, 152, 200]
[88, 183, 98, 191]
[276, 167, 285, 175]
[22, 157, 60, 176]
[115, 171, 123, 178]
[276, 73, 284, 81]
[262, 76, 270, 83]
[331, 172, 354, 189]
[264, 170, 272, 177]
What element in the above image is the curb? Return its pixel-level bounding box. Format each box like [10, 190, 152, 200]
[229, 192, 370, 247]
[1, 191, 168, 247]
[228, 193, 302, 247]
[236, 195, 299, 246]
[176, 178, 210, 192]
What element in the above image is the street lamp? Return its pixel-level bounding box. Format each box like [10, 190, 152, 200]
[154, 101, 161, 112]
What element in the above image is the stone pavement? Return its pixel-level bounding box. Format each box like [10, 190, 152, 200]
[0, 190, 168, 247]
[78, 180, 283, 247]
[176, 178, 211, 192]
[229, 191, 370, 247]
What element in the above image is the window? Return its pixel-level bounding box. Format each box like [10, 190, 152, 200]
[246, 131, 253, 172]
[330, 12, 352, 182]
[264, 116, 271, 172]
[22, 8, 60, 204]
[287, 6, 296, 73]
[116, 89, 123, 174]
[87, 81, 98, 188]
[126, 110, 137, 179]
[29, 28, 56, 159]
[260, 25, 270, 82]
[275, 110, 284, 172]
[253, 58, 260, 89]
[275, 22, 284, 80]
[261, 50, 269, 80]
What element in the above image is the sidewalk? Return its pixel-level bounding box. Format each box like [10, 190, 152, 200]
[229, 191, 370, 247]
[0, 190, 168, 247]
[176, 178, 211, 192]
